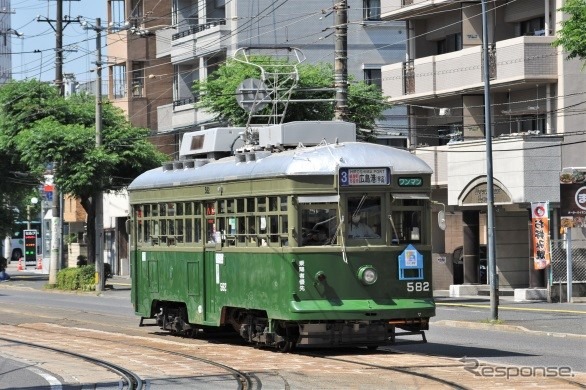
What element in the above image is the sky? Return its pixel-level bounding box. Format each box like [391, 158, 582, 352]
[10, 0, 107, 84]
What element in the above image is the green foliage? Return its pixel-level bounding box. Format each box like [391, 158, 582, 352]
[194, 57, 387, 130]
[56, 265, 96, 291]
[0, 80, 166, 251]
[554, 0, 586, 64]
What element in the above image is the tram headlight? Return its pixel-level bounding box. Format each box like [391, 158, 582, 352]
[358, 266, 378, 285]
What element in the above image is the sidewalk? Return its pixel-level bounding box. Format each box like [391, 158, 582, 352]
[0, 261, 131, 295]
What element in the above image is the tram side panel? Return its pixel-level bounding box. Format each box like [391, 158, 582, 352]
[204, 249, 295, 323]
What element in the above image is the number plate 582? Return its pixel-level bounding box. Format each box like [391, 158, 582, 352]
[407, 282, 430, 292]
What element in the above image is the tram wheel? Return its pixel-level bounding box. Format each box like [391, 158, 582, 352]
[276, 340, 296, 352]
[366, 345, 379, 351]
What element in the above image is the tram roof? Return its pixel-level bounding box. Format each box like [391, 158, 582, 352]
[128, 142, 432, 191]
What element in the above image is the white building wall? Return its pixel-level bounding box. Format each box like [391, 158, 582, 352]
[103, 191, 129, 230]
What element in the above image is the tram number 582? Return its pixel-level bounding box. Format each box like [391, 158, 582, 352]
[406, 282, 430, 292]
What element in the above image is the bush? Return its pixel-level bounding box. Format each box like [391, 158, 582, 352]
[56, 265, 96, 291]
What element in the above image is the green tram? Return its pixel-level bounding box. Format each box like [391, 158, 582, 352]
[128, 121, 435, 351]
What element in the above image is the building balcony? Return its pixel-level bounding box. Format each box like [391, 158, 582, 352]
[381, 0, 468, 20]
[383, 36, 557, 104]
[170, 20, 230, 63]
[157, 96, 218, 133]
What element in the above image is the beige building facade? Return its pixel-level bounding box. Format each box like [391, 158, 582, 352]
[381, 0, 586, 293]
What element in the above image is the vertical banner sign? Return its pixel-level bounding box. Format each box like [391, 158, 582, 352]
[531, 202, 550, 270]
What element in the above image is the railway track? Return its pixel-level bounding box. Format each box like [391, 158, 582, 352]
[0, 336, 142, 389]
[0, 325, 264, 390]
[2, 322, 583, 389]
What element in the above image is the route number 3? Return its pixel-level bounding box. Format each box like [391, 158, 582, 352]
[407, 282, 430, 292]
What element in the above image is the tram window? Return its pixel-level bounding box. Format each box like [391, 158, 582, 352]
[247, 198, 255, 212]
[258, 197, 266, 212]
[281, 216, 289, 246]
[234, 217, 244, 243]
[269, 197, 278, 212]
[143, 217, 151, 243]
[160, 220, 167, 244]
[219, 200, 226, 214]
[167, 203, 175, 216]
[237, 198, 244, 213]
[137, 219, 143, 243]
[227, 199, 234, 213]
[246, 216, 256, 245]
[185, 202, 192, 215]
[185, 219, 193, 243]
[389, 198, 424, 244]
[144, 205, 151, 217]
[280, 196, 288, 212]
[168, 219, 175, 236]
[151, 220, 159, 245]
[152, 204, 159, 217]
[160, 203, 167, 217]
[195, 218, 202, 243]
[176, 203, 183, 216]
[300, 207, 338, 246]
[205, 202, 215, 216]
[348, 196, 381, 239]
[206, 219, 217, 243]
[269, 216, 279, 243]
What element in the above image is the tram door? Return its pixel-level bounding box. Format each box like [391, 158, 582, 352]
[203, 245, 216, 323]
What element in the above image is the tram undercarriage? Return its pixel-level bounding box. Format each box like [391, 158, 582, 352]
[149, 303, 428, 351]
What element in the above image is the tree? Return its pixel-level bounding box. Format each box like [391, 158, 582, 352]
[0, 80, 166, 264]
[193, 57, 387, 134]
[554, 0, 586, 64]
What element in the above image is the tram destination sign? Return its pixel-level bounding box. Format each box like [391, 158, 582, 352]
[339, 167, 390, 186]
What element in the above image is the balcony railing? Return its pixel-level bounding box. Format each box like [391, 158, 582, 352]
[172, 19, 226, 40]
[383, 36, 557, 102]
[172, 95, 198, 108]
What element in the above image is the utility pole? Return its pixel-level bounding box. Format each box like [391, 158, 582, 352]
[334, 0, 348, 121]
[91, 18, 104, 293]
[50, 0, 63, 285]
[38, 0, 81, 285]
[481, 0, 498, 320]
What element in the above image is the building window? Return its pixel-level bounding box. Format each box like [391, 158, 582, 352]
[520, 17, 545, 36]
[129, 0, 143, 28]
[109, 0, 125, 28]
[363, 0, 381, 21]
[364, 68, 382, 90]
[438, 126, 462, 145]
[131, 61, 144, 97]
[515, 115, 545, 133]
[112, 64, 126, 99]
[437, 33, 462, 55]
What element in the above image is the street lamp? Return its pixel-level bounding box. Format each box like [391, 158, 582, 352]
[26, 197, 39, 230]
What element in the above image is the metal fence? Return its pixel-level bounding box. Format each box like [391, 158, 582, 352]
[550, 238, 586, 283]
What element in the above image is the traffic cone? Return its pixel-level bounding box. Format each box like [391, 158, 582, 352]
[36, 257, 42, 270]
[17, 258, 23, 271]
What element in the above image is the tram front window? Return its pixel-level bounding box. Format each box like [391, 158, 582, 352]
[300, 206, 338, 246]
[347, 195, 381, 239]
[389, 198, 424, 244]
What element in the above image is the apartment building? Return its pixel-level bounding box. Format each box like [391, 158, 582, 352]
[105, 1, 413, 154]
[381, 0, 586, 293]
[107, 0, 175, 155]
